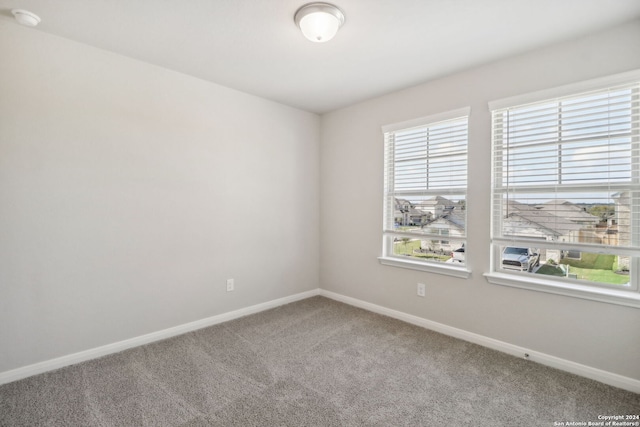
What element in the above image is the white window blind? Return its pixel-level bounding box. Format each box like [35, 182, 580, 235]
[382, 109, 469, 269]
[491, 80, 640, 289]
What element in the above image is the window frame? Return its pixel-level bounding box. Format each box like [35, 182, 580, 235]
[378, 107, 471, 278]
[486, 70, 640, 308]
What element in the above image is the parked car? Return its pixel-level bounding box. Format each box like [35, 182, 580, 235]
[450, 246, 465, 263]
[501, 247, 539, 272]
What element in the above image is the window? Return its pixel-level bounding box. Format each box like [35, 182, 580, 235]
[488, 73, 640, 306]
[379, 108, 469, 277]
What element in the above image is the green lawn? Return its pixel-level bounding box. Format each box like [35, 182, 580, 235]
[567, 266, 630, 285]
[559, 253, 614, 270]
[557, 253, 629, 286]
[535, 264, 566, 277]
[393, 244, 629, 285]
[394, 239, 451, 262]
[393, 239, 421, 256]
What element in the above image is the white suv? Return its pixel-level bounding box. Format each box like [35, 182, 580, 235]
[450, 246, 465, 263]
[501, 247, 539, 272]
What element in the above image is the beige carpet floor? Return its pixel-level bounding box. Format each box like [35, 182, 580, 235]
[1, 296, 638, 426]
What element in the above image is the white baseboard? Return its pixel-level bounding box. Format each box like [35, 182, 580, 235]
[0, 288, 320, 386]
[3, 287, 639, 394]
[319, 289, 640, 394]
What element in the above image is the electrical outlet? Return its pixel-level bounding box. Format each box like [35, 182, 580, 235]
[417, 283, 426, 297]
[226, 278, 234, 292]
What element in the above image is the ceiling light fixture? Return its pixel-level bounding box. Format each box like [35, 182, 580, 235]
[11, 9, 41, 27]
[294, 2, 344, 43]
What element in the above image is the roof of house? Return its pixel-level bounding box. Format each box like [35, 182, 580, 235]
[535, 200, 599, 223]
[506, 201, 584, 236]
[420, 196, 456, 209]
[416, 198, 596, 236]
[395, 198, 428, 217]
[424, 208, 465, 230]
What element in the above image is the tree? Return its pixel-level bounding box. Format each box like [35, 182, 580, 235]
[588, 205, 614, 221]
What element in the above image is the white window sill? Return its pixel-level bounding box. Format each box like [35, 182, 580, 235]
[484, 272, 640, 309]
[378, 256, 471, 279]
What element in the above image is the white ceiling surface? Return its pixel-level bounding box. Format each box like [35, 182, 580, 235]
[1, 1, 639, 113]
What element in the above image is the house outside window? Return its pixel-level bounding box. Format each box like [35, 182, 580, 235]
[379, 108, 470, 278]
[487, 71, 640, 307]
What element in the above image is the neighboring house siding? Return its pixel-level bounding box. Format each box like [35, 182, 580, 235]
[614, 192, 631, 270]
[394, 198, 430, 226]
[420, 214, 465, 252]
[502, 216, 558, 240]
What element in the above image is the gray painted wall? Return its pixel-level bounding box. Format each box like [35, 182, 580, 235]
[2, 16, 639, 383]
[0, 23, 320, 373]
[319, 20, 640, 380]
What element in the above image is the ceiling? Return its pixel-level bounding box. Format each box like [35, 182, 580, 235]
[1, 0, 639, 114]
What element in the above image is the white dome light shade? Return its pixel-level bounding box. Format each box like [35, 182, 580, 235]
[299, 12, 339, 42]
[294, 3, 344, 43]
[11, 9, 41, 27]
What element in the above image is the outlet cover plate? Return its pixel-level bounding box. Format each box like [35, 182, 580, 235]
[417, 283, 426, 297]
